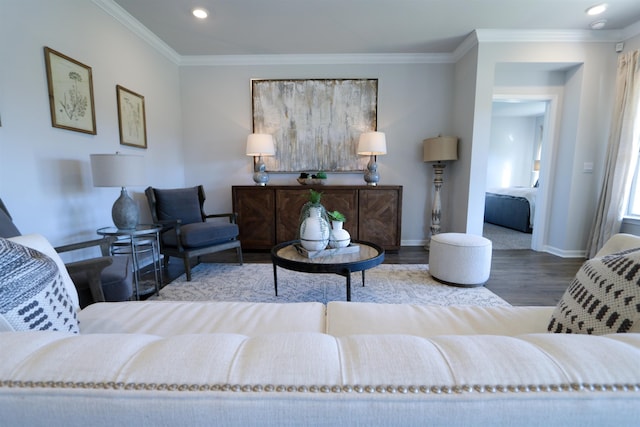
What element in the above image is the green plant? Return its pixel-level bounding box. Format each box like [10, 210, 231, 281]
[308, 189, 322, 204]
[327, 210, 346, 222]
[315, 171, 327, 179]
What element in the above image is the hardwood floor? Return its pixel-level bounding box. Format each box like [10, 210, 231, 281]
[147, 247, 585, 307]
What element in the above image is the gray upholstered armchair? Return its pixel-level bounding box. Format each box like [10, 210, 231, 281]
[145, 186, 243, 281]
[0, 198, 133, 308]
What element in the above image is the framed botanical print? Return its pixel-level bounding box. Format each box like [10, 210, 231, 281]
[116, 85, 147, 149]
[44, 47, 96, 134]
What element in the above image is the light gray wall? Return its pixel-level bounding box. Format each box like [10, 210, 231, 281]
[0, 0, 184, 247]
[449, 44, 480, 235]
[179, 63, 455, 245]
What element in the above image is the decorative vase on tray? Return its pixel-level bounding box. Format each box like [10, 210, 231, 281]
[329, 220, 351, 248]
[299, 190, 330, 251]
[327, 210, 350, 248]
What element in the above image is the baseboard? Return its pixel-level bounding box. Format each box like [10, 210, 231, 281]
[400, 240, 427, 247]
[543, 245, 586, 258]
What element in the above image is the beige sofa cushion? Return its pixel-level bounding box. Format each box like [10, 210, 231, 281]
[327, 302, 554, 337]
[79, 301, 326, 336]
[1, 331, 639, 426]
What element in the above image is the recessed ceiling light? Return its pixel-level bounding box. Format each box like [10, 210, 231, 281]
[586, 3, 607, 16]
[590, 19, 607, 30]
[192, 8, 209, 19]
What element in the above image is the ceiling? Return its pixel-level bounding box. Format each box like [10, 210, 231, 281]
[109, 0, 640, 56]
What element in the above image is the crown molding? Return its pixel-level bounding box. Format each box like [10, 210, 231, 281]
[178, 53, 455, 66]
[474, 28, 624, 43]
[91, 0, 181, 65]
[451, 31, 480, 62]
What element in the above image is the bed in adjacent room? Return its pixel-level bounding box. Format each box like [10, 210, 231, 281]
[484, 187, 536, 233]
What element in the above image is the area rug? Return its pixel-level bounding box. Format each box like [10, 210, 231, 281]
[483, 222, 532, 250]
[150, 263, 510, 306]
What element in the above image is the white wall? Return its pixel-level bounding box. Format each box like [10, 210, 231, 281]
[179, 62, 455, 244]
[486, 115, 539, 188]
[0, 0, 184, 247]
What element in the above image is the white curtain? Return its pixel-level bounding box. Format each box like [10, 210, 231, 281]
[586, 50, 640, 258]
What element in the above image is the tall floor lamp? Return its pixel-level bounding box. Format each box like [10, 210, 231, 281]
[423, 136, 458, 248]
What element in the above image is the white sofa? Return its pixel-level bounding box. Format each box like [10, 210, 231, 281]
[1, 234, 639, 426]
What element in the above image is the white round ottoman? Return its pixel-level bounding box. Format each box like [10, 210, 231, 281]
[429, 233, 492, 287]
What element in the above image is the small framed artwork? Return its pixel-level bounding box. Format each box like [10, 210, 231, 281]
[44, 47, 96, 134]
[116, 85, 147, 148]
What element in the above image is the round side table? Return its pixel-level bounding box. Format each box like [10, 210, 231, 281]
[97, 224, 163, 300]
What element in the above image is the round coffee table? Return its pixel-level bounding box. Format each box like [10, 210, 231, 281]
[270, 240, 385, 301]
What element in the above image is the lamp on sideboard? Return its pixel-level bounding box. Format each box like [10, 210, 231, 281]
[423, 135, 458, 247]
[90, 153, 145, 230]
[357, 131, 387, 186]
[246, 133, 275, 186]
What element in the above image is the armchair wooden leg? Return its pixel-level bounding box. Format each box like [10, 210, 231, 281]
[184, 258, 192, 281]
[236, 247, 243, 265]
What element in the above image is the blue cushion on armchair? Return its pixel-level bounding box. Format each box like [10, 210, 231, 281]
[154, 187, 203, 225]
[162, 222, 239, 248]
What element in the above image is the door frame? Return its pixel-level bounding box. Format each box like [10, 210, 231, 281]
[492, 90, 561, 251]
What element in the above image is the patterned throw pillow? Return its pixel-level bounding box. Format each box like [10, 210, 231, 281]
[0, 238, 79, 333]
[548, 247, 640, 335]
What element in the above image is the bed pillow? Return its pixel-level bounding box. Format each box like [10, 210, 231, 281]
[0, 237, 79, 333]
[548, 247, 640, 335]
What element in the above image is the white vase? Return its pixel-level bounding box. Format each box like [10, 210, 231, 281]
[329, 220, 351, 248]
[300, 206, 330, 251]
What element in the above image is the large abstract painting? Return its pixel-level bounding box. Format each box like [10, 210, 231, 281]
[252, 79, 378, 172]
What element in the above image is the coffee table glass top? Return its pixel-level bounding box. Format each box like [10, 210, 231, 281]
[273, 240, 383, 266]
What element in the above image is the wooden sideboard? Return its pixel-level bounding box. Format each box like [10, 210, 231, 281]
[232, 185, 402, 251]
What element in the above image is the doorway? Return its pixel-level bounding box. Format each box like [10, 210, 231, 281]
[486, 93, 559, 251]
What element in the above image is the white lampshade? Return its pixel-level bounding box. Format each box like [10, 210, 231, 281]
[357, 132, 387, 155]
[423, 136, 458, 162]
[246, 133, 275, 156]
[90, 153, 145, 187]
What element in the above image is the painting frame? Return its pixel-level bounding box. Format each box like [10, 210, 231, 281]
[251, 78, 378, 172]
[116, 84, 147, 149]
[44, 47, 97, 135]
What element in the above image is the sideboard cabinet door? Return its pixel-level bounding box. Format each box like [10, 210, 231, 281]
[357, 187, 402, 251]
[232, 187, 275, 250]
